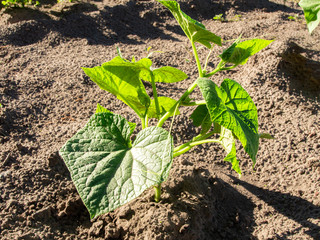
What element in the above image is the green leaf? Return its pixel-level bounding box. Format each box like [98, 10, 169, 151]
[59, 112, 173, 218]
[157, 0, 222, 47]
[219, 126, 241, 175]
[190, 105, 212, 134]
[95, 103, 112, 114]
[197, 78, 259, 164]
[96, 103, 136, 135]
[259, 133, 274, 139]
[219, 39, 273, 65]
[82, 57, 152, 118]
[147, 96, 180, 118]
[151, 66, 188, 83]
[299, 0, 320, 33]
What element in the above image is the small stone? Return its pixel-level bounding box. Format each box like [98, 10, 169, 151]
[0, 170, 11, 180]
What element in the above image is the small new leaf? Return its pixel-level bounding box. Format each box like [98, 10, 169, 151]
[157, 0, 222, 48]
[299, 0, 320, 33]
[59, 112, 173, 218]
[259, 133, 274, 139]
[219, 39, 273, 65]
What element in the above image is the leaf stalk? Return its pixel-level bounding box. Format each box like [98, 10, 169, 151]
[150, 73, 161, 119]
[157, 81, 198, 127]
[173, 138, 220, 157]
[191, 41, 204, 77]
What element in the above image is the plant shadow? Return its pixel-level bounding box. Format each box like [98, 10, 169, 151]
[228, 174, 320, 239]
[179, 0, 300, 20]
[1, 1, 179, 46]
[278, 42, 320, 100]
[163, 168, 256, 239]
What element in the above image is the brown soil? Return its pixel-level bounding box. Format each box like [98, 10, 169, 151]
[1, 0, 320, 239]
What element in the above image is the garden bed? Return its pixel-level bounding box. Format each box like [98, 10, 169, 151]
[0, 0, 320, 239]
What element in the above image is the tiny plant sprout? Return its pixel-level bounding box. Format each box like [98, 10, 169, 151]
[59, 0, 273, 219]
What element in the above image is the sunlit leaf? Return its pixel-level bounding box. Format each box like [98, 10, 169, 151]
[59, 112, 173, 218]
[157, 0, 222, 48]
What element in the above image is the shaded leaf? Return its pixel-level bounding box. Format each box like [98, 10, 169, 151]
[197, 78, 259, 164]
[190, 105, 212, 134]
[219, 39, 273, 65]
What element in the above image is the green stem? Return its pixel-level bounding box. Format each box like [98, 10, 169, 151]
[141, 117, 146, 129]
[191, 41, 203, 77]
[173, 130, 217, 153]
[204, 47, 214, 72]
[150, 73, 161, 119]
[154, 184, 161, 202]
[220, 65, 238, 71]
[205, 63, 238, 78]
[181, 100, 206, 106]
[173, 138, 220, 157]
[157, 81, 198, 127]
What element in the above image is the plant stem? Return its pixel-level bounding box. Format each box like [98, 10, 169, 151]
[154, 184, 161, 202]
[181, 100, 206, 106]
[157, 41, 203, 128]
[173, 130, 217, 153]
[173, 138, 220, 157]
[157, 81, 198, 127]
[191, 41, 203, 77]
[204, 47, 214, 72]
[141, 117, 146, 129]
[205, 63, 238, 78]
[150, 73, 161, 119]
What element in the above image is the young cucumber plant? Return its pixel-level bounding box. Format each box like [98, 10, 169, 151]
[59, 0, 273, 219]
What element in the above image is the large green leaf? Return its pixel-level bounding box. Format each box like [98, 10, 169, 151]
[219, 39, 273, 65]
[190, 105, 212, 134]
[151, 66, 188, 83]
[147, 96, 180, 118]
[299, 0, 320, 33]
[59, 112, 173, 218]
[197, 78, 259, 163]
[219, 126, 241, 175]
[82, 57, 151, 118]
[157, 0, 222, 48]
